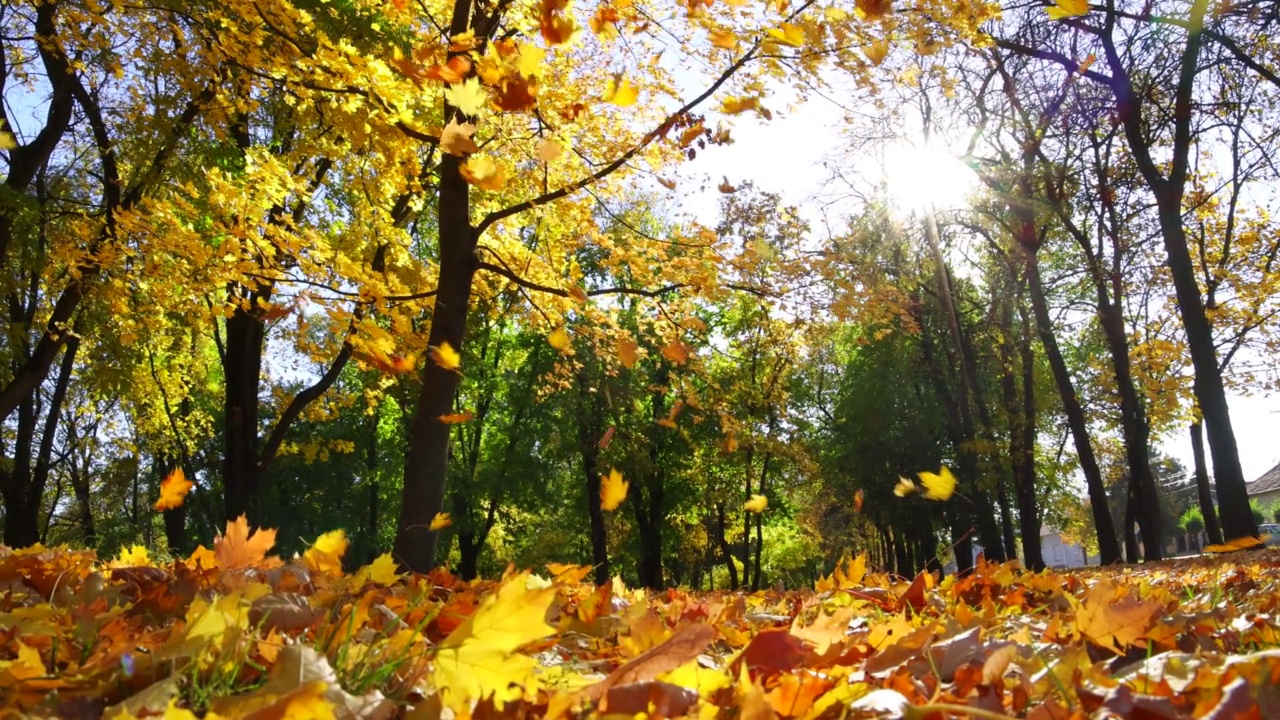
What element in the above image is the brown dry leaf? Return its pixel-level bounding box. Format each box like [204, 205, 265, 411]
[440, 118, 479, 156]
[1076, 580, 1162, 652]
[588, 623, 715, 708]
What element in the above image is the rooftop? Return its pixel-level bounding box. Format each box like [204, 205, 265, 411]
[1247, 462, 1280, 496]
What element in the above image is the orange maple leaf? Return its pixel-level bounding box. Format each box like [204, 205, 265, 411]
[1075, 580, 1161, 652]
[214, 515, 278, 570]
[154, 468, 193, 511]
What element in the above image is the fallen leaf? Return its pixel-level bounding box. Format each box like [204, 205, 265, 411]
[215, 515, 277, 570]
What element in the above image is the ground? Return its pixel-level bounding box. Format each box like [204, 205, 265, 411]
[1, 537, 1278, 719]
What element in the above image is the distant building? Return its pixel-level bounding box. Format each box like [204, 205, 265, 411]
[1039, 526, 1095, 568]
[1246, 462, 1280, 507]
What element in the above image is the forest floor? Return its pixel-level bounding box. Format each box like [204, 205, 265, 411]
[2, 530, 1279, 719]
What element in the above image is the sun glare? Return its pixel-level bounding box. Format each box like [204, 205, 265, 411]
[881, 143, 978, 213]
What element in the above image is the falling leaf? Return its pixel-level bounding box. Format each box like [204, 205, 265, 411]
[601, 468, 628, 511]
[917, 466, 957, 501]
[516, 43, 546, 78]
[493, 76, 538, 112]
[1046, 0, 1089, 19]
[599, 426, 616, 449]
[720, 96, 760, 115]
[440, 411, 475, 424]
[1078, 53, 1097, 74]
[708, 28, 737, 49]
[856, 0, 893, 19]
[540, 0, 579, 45]
[854, 488, 864, 513]
[535, 139, 563, 162]
[431, 512, 453, 531]
[617, 337, 640, 368]
[155, 468, 193, 511]
[548, 327, 572, 351]
[440, 118, 479, 156]
[893, 476, 916, 497]
[603, 74, 639, 106]
[432, 572, 558, 709]
[718, 177, 737, 193]
[460, 154, 507, 190]
[430, 341, 462, 371]
[214, 515, 278, 570]
[765, 23, 804, 47]
[424, 56, 472, 84]
[303, 529, 348, 576]
[744, 494, 768, 513]
[443, 77, 488, 116]
[450, 30, 481, 52]
[660, 341, 690, 364]
[863, 39, 890, 65]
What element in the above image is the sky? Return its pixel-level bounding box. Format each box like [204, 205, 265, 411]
[669, 91, 1280, 486]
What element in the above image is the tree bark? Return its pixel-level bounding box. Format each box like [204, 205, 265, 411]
[1100, 0, 1255, 541]
[1001, 291, 1043, 570]
[1024, 253, 1122, 564]
[222, 303, 267, 523]
[715, 503, 738, 590]
[1190, 421, 1223, 544]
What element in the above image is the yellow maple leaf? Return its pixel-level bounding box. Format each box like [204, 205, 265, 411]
[154, 467, 193, 511]
[766, 23, 804, 47]
[444, 77, 488, 116]
[617, 337, 639, 368]
[303, 529, 348, 576]
[720, 96, 759, 115]
[431, 512, 453, 531]
[917, 466, 957, 501]
[440, 118, 478, 156]
[600, 468, 628, 511]
[744, 494, 768, 513]
[1046, 0, 1089, 19]
[430, 341, 462, 370]
[114, 544, 152, 568]
[548, 327, 572, 351]
[0, 641, 46, 684]
[863, 39, 890, 65]
[893, 476, 916, 497]
[353, 553, 401, 586]
[603, 74, 638, 106]
[517, 43, 546, 78]
[432, 572, 558, 709]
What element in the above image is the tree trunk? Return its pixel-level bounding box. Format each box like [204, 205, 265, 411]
[222, 303, 267, 524]
[715, 503, 738, 590]
[1097, 302, 1162, 560]
[1190, 421, 1223, 544]
[1024, 252, 1122, 564]
[393, 158, 478, 572]
[1102, 0, 1254, 541]
[1122, 476, 1141, 562]
[1002, 293, 1043, 570]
